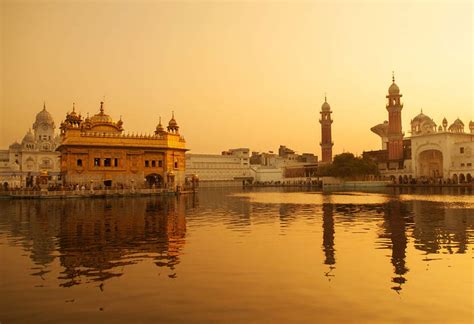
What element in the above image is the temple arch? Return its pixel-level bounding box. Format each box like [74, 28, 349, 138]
[145, 173, 163, 188]
[417, 149, 443, 179]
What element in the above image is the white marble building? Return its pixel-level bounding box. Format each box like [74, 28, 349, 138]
[409, 113, 473, 182]
[370, 110, 474, 183]
[0, 104, 61, 188]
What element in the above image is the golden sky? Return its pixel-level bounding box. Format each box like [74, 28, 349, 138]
[1, 0, 472, 156]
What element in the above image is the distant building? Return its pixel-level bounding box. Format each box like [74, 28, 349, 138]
[250, 146, 318, 182]
[364, 75, 474, 183]
[0, 104, 61, 188]
[320, 96, 333, 163]
[278, 145, 295, 158]
[250, 166, 283, 183]
[185, 148, 252, 186]
[57, 102, 187, 189]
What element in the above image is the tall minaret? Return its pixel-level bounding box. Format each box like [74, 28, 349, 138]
[386, 73, 404, 160]
[320, 95, 333, 163]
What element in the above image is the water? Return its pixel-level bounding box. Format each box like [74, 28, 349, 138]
[0, 188, 473, 323]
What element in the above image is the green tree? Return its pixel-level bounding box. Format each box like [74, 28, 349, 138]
[318, 153, 379, 179]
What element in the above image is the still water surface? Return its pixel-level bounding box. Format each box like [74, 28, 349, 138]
[0, 188, 473, 323]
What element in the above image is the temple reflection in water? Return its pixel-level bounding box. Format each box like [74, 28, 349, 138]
[378, 200, 411, 292]
[0, 195, 194, 287]
[0, 189, 473, 293]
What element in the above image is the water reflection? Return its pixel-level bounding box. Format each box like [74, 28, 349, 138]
[379, 200, 411, 292]
[0, 195, 194, 287]
[411, 201, 470, 254]
[322, 203, 336, 279]
[0, 189, 473, 293]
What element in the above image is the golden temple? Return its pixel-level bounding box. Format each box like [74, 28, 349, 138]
[57, 102, 187, 189]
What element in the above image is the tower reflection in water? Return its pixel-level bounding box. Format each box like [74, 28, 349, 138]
[322, 203, 336, 279]
[1, 189, 472, 294]
[1, 195, 195, 288]
[379, 200, 411, 292]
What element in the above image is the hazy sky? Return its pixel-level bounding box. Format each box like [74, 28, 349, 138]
[1, 0, 472, 156]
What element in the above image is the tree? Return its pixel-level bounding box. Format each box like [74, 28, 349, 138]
[318, 153, 379, 179]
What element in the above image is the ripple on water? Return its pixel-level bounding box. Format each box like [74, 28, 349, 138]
[0, 190, 472, 323]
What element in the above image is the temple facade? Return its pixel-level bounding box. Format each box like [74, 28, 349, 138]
[364, 75, 474, 183]
[0, 104, 61, 188]
[57, 102, 187, 189]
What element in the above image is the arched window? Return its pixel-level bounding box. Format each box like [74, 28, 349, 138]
[77, 159, 83, 167]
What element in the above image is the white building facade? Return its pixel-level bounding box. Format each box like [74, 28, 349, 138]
[370, 110, 474, 183]
[185, 148, 252, 186]
[0, 105, 61, 188]
[409, 115, 473, 183]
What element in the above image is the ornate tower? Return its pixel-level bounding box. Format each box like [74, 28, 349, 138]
[33, 102, 56, 142]
[320, 96, 333, 163]
[386, 73, 404, 160]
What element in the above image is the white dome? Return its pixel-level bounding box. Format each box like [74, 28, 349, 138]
[35, 106, 54, 125]
[22, 129, 35, 144]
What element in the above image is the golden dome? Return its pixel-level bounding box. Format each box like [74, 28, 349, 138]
[155, 116, 165, 134]
[168, 112, 178, 127]
[167, 111, 180, 133]
[90, 101, 113, 124]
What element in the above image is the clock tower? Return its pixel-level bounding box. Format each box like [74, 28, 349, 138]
[33, 103, 56, 151]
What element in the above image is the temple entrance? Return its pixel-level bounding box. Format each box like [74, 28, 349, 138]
[417, 150, 443, 179]
[452, 174, 458, 184]
[145, 173, 163, 188]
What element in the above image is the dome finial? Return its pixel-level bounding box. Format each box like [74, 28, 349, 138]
[100, 101, 104, 114]
[72, 102, 75, 112]
[392, 71, 395, 83]
[421, 108, 423, 114]
[43, 101, 46, 111]
[324, 92, 327, 102]
[159, 116, 162, 125]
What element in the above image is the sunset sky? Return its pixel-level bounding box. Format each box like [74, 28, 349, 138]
[1, 0, 472, 156]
